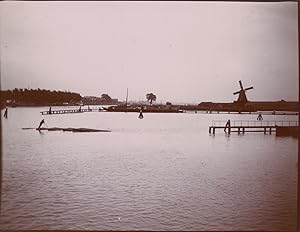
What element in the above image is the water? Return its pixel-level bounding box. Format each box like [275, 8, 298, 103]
[0, 107, 297, 230]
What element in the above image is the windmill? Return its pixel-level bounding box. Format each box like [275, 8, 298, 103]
[233, 80, 254, 104]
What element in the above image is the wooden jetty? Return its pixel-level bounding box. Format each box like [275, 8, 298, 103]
[209, 125, 276, 134]
[41, 109, 83, 115]
[209, 120, 298, 136]
[40, 107, 105, 115]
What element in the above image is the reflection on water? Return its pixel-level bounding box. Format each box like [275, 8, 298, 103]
[0, 107, 297, 230]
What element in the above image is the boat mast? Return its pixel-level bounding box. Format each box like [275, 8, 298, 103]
[125, 87, 128, 106]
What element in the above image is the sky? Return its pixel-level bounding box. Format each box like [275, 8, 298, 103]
[0, 1, 298, 104]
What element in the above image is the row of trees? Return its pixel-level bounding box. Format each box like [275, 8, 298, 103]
[0, 88, 81, 106]
[0, 89, 162, 106]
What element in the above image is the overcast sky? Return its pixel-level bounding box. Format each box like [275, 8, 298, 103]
[0, 1, 298, 104]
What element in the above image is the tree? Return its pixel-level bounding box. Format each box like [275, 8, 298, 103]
[146, 93, 156, 105]
[100, 94, 112, 102]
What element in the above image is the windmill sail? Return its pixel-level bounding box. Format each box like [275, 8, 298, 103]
[245, 87, 254, 91]
[239, 80, 244, 90]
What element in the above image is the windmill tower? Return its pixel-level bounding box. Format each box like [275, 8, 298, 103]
[233, 80, 254, 104]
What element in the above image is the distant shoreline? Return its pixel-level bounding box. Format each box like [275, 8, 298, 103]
[1, 89, 298, 112]
[2, 102, 299, 113]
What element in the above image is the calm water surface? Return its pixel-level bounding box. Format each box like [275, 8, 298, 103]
[0, 107, 297, 230]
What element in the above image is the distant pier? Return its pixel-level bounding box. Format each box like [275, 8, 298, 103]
[41, 109, 86, 115]
[40, 107, 104, 115]
[209, 120, 298, 136]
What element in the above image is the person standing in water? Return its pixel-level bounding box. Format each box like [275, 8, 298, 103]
[224, 119, 231, 133]
[138, 106, 144, 119]
[37, 119, 46, 130]
[138, 110, 144, 119]
[3, 107, 8, 118]
[257, 113, 263, 121]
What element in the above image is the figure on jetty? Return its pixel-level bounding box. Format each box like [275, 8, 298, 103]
[79, 106, 82, 112]
[3, 107, 8, 118]
[48, 107, 52, 114]
[257, 113, 263, 121]
[37, 119, 46, 130]
[224, 119, 231, 133]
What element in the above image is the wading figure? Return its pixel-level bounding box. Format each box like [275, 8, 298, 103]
[224, 119, 231, 133]
[37, 119, 45, 130]
[138, 107, 144, 119]
[257, 113, 263, 121]
[138, 110, 144, 119]
[3, 107, 8, 118]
